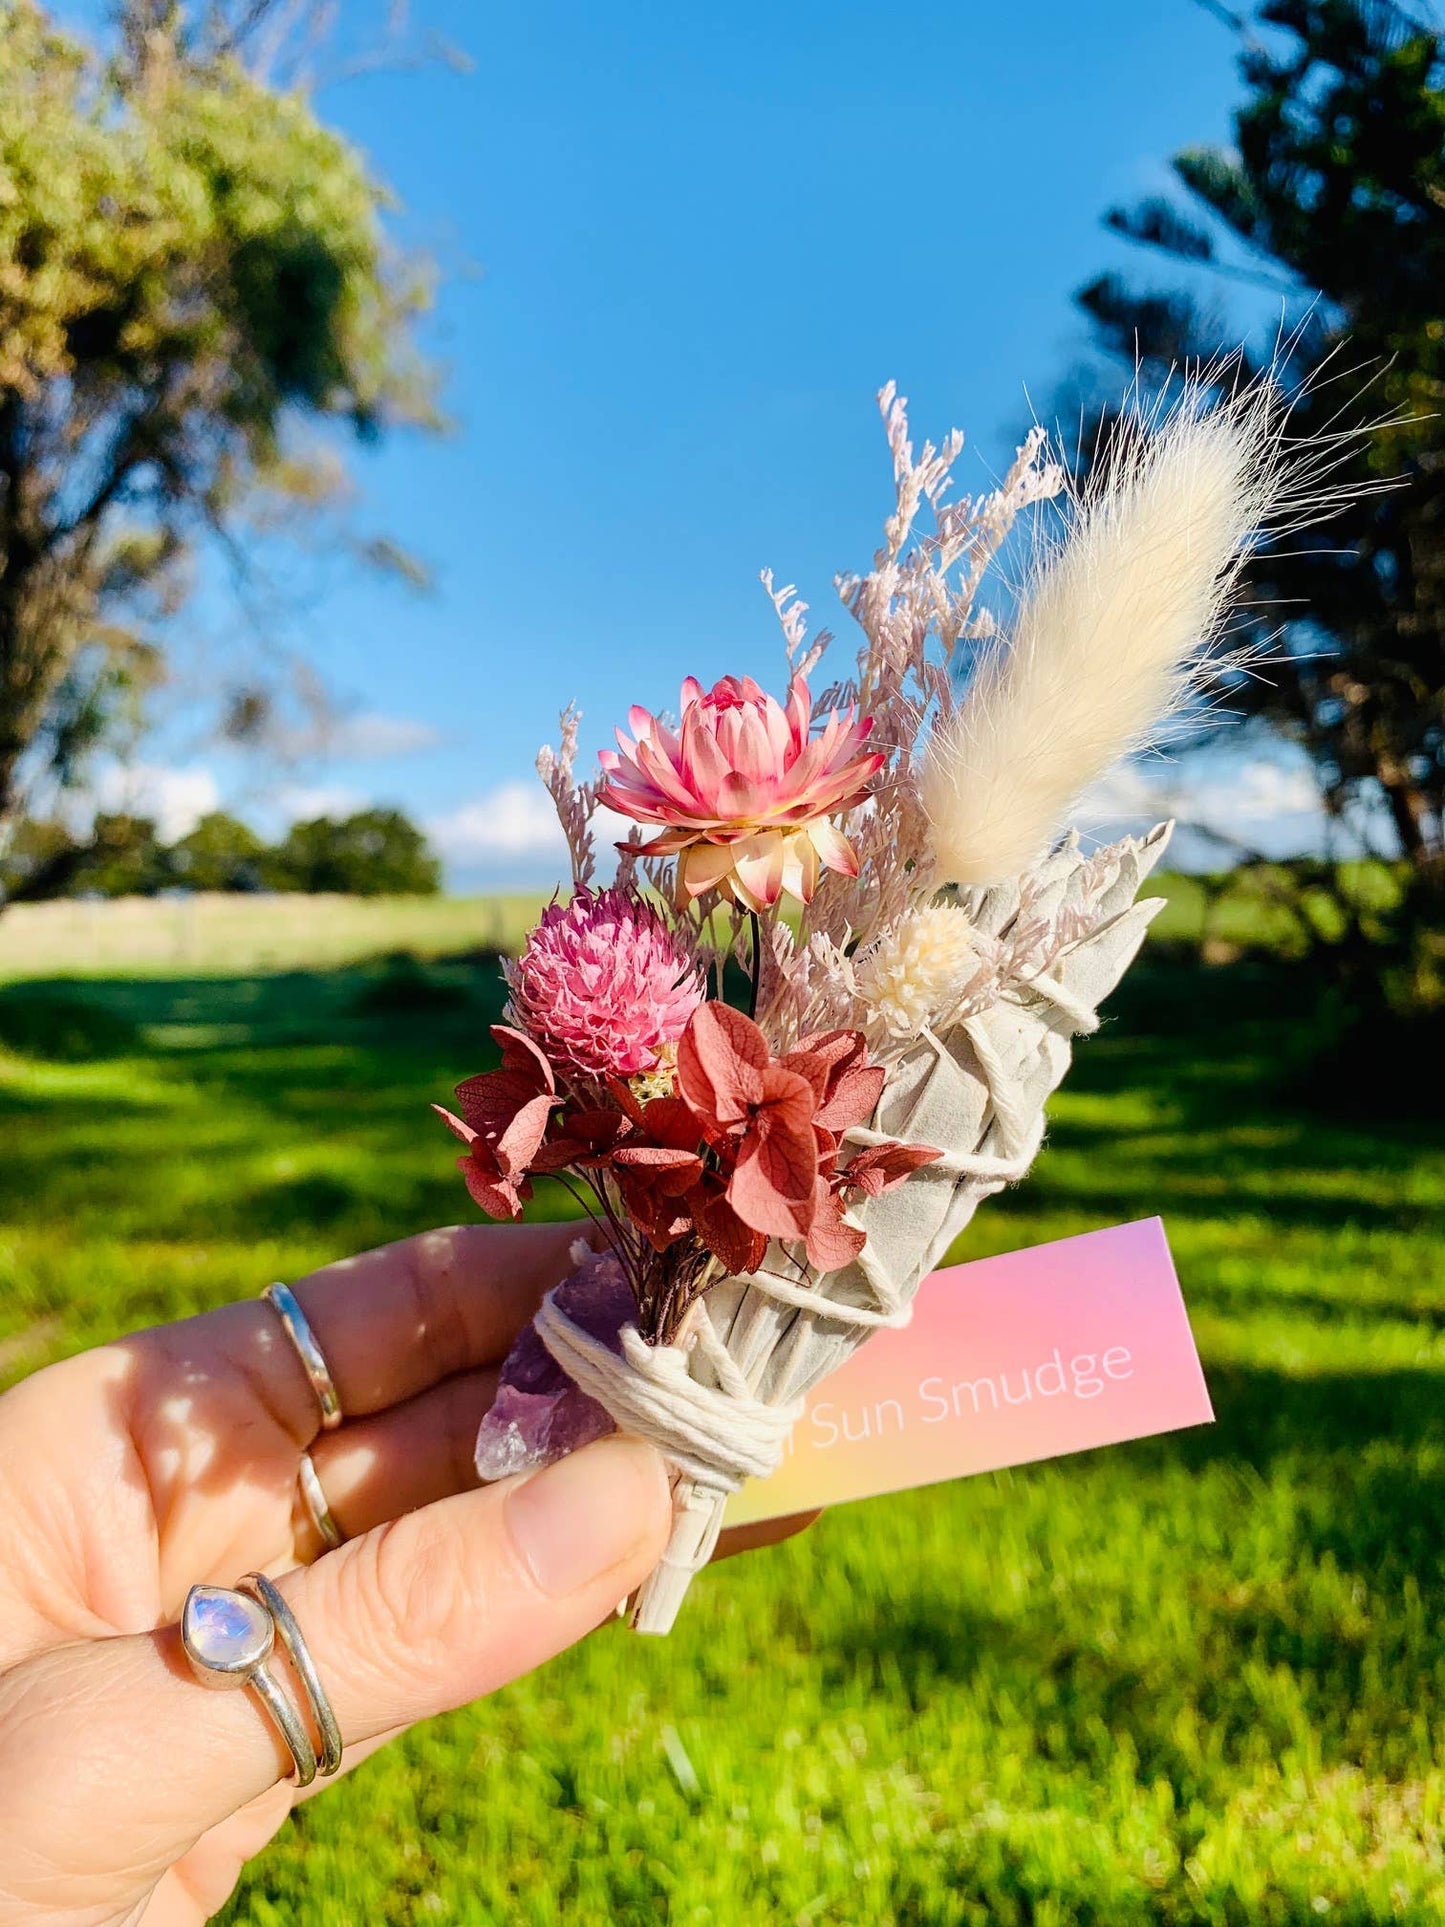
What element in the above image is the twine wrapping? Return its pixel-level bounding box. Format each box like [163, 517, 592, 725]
[533, 1292, 804, 1492]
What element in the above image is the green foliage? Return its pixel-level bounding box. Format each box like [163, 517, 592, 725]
[2, 803, 442, 900]
[71, 809, 170, 895]
[1, 807, 172, 898]
[0, 1, 422, 425]
[0, 810, 83, 897]
[1075, 0, 1445, 883]
[266, 807, 442, 897]
[0, 909, 1441, 1922]
[0, 1, 435, 822]
[167, 810, 266, 890]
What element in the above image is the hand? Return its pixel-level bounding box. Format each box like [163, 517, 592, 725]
[0, 1223, 810, 1926]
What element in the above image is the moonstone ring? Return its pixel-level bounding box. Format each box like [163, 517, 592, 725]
[263, 1281, 343, 1431]
[181, 1574, 343, 1784]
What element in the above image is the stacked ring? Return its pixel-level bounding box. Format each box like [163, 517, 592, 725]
[262, 1280, 349, 1557]
[296, 1448, 345, 1551]
[262, 1282, 343, 1431]
[181, 1574, 343, 1785]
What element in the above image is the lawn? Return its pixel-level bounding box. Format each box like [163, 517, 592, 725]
[0, 897, 1442, 1924]
[0, 862, 1337, 983]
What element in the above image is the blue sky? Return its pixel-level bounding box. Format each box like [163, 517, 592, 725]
[64, 0, 1350, 882]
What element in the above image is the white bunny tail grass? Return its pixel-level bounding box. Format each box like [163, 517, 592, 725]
[920, 369, 1352, 888]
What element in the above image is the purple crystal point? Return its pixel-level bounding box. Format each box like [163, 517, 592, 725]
[474, 1249, 634, 1480]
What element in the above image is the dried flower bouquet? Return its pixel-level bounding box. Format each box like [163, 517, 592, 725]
[437, 375, 1319, 1632]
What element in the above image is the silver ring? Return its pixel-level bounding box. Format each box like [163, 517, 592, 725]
[239, 1573, 343, 1776]
[181, 1583, 323, 1785]
[263, 1282, 343, 1431]
[297, 1448, 345, 1551]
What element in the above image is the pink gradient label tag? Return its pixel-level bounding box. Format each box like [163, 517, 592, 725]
[724, 1217, 1212, 1527]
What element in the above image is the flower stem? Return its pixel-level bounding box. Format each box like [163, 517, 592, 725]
[747, 910, 762, 1020]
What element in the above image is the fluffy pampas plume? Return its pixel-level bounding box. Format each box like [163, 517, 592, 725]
[921, 379, 1292, 887]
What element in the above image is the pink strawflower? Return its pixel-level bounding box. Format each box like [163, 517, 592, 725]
[597, 673, 884, 911]
[505, 887, 705, 1080]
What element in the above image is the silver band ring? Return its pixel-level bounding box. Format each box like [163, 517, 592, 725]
[245, 1658, 319, 1786]
[297, 1448, 345, 1551]
[181, 1583, 321, 1786]
[263, 1281, 343, 1431]
[239, 1572, 343, 1776]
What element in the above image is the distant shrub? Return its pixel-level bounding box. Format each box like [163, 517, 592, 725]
[0, 989, 139, 1061]
[3, 805, 443, 901]
[167, 814, 268, 892]
[267, 809, 442, 897]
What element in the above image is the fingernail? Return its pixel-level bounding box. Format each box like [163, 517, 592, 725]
[505, 1438, 669, 1597]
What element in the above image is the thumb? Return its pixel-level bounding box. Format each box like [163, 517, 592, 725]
[0, 1439, 670, 1922]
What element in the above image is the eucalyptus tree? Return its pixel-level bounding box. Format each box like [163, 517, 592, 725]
[0, 0, 435, 840]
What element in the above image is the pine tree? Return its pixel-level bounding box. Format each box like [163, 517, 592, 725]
[1077, 0, 1443, 899]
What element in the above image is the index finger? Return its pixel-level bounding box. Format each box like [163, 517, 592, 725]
[135, 1220, 599, 1449]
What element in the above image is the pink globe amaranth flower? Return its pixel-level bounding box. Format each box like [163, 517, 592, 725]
[505, 886, 705, 1080]
[596, 673, 884, 911]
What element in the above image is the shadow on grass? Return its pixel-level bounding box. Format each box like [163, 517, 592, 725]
[0, 984, 141, 1060]
[822, 1359, 1445, 1810]
[0, 960, 512, 1245]
[3, 950, 1440, 1252]
[1178, 1278, 1445, 1329]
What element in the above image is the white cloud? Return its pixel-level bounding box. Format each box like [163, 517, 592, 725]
[1081, 753, 1321, 838]
[90, 762, 221, 842]
[427, 782, 563, 863]
[272, 783, 370, 824]
[1076, 749, 1404, 866]
[426, 783, 633, 871]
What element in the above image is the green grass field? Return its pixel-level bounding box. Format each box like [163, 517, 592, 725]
[1, 895, 1442, 1924]
[0, 863, 1329, 983]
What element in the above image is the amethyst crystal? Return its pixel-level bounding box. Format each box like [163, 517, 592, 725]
[474, 1249, 633, 1479]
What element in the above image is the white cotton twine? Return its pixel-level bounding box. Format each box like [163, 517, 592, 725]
[533, 1289, 805, 1494]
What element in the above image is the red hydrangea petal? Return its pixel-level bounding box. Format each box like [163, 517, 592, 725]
[692, 1185, 769, 1274]
[676, 1001, 768, 1127]
[459, 1154, 529, 1220]
[494, 1092, 557, 1175]
[432, 1103, 476, 1146]
[453, 1067, 547, 1135]
[843, 1141, 945, 1197]
[804, 1186, 867, 1270]
[816, 1063, 885, 1133]
[492, 1025, 557, 1090]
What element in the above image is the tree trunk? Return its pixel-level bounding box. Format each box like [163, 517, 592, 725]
[1378, 773, 1441, 874]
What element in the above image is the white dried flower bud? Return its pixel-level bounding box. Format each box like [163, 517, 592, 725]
[855, 903, 976, 1039]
